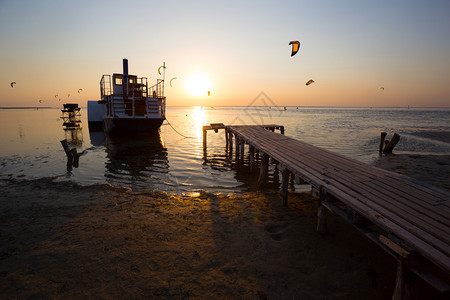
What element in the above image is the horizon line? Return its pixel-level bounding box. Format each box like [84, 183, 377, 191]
[1, 105, 450, 110]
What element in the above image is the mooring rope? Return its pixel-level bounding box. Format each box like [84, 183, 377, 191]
[165, 119, 195, 138]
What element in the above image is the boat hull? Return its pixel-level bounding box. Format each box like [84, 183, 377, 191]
[103, 117, 165, 134]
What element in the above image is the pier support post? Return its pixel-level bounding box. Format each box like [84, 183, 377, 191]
[317, 205, 327, 235]
[228, 132, 233, 157]
[203, 128, 207, 150]
[280, 126, 285, 135]
[235, 137, 240, 163]
[280, 168, 290, 206]
[273, 161, 280, 185]
[290, 173, 295, 191]
[249, 146, 255, 171]
[258, 153, 269, 186]
[317, 187, 328, 234]
[240, 141, 245, 164]
[225, 129, 229, 150]
[392, 260, 419, 300]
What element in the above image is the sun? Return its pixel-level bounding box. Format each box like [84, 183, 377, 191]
[185, 72, 212, 97]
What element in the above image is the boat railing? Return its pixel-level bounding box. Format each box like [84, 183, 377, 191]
[100, 75, 112, 97]
[148, 79, 165, 99]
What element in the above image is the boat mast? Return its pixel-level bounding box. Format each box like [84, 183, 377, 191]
[163, 61, 165, 97]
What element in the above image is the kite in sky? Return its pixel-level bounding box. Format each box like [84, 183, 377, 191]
[158, 65, 166, 75]
[208, 91, 210, 96]
[170, 77, 177, 87]
[289, 41, 300, 56]
[380, 87, 385, 90]
[10, 82, 16, 88]
[306, 79, 315, 86]
[78, 88, 83, 93]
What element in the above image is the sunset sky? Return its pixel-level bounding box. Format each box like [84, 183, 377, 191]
[1, 0, 449, 108]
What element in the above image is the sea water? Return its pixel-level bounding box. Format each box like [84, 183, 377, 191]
[1, 106, 449, 193]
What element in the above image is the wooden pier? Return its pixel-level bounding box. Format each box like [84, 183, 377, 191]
[202, 124, 450, 299]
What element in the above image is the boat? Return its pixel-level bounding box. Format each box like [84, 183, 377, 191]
[88, 59, 166, 134]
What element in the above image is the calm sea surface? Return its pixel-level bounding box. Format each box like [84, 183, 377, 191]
[1, 106, 449, 194]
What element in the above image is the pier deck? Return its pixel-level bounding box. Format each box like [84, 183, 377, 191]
[203, 124, 450, 298]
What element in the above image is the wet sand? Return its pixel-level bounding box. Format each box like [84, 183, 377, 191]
[372, 154, 450, 192]
[405, 130, 450, 144]
[1, 179, 398, 299]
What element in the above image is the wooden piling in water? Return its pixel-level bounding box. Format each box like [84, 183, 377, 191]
[379, 132, 387, 153]
[225, 130, 229, 149]
[384, 133, 401, 153]
[290, 173, 295, 191]
[240, 141, 245, 163]
[249, 145, 255, 171]
[228, 131, 233, 156]
[202, 128, 207, 149]
[258, 153, 269, 186]
[235, 136, 240, 162]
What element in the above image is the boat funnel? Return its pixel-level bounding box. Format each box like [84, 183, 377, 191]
[123, 58, 128, 75]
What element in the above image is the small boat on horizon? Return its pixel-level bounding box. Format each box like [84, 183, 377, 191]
[88, 59, 166, 134]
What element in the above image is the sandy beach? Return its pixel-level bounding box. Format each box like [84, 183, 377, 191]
[1, 178, 399, 299]
[372, 153, 450, 192]
[1, 152, 448, 299]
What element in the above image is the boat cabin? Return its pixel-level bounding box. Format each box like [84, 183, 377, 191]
[88, 59, 166, 133]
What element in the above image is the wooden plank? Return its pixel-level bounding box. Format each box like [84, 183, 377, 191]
[258, 129, 449, 200]
[226, 125, 450, 293]
[379, 235, 411, 259]
[229, 126, 450, 270]
[298, 148, 450, 222]
[278, 136, 449, 203]
[256, 144, 450, 256]
[258, 144, 450, 257]
[243, 129, 450, 220]
[262, 146, 450, 236]
[227, 129, 448, 223]
[241, 126, 449, 202]
[243, 128, 450, 220]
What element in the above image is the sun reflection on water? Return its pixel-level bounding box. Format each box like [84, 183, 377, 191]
[192, 106, 207, 140]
